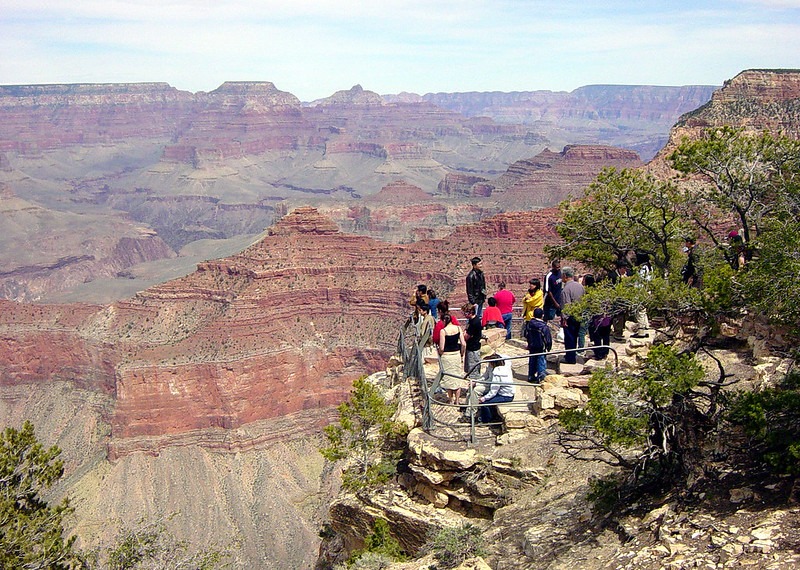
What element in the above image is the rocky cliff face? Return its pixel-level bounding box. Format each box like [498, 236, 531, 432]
[678, 69, 800, 134]
[394, 84, 718, 160]
[650, 69, 800, 173]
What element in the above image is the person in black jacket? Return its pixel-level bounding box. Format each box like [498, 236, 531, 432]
[525, 308, 552, 383]
[681, 237, 703, 288]
[462, 302, 484, 381]
[466, 256, 487, 318]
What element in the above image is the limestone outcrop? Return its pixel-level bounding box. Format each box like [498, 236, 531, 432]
[491, 145, 643, 209]
[650, 69, 800, 173]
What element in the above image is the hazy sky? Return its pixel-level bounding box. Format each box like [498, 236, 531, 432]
[2, 0, 799, 101]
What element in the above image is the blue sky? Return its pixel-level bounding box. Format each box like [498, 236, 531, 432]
[1, 0, 799, 101]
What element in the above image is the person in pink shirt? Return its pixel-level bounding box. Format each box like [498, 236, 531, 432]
[494, 282, 516, 340]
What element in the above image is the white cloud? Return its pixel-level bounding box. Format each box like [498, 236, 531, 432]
[1, 0, 799, 99]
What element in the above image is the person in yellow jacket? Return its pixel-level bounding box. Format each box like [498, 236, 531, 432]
[521, 278, 544, 334]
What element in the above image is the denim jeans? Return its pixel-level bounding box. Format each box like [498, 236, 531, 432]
[479, 394, 514, 423]
[502, 312, 513, 340]
[528, 354, 547, 381]
[544, 305, 561, 322]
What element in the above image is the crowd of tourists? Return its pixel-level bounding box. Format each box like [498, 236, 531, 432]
[404, 233, 732, 425]
[405, 249, 683, 424]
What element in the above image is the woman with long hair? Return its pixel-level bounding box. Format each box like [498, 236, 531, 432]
[438, 313, 466, 405]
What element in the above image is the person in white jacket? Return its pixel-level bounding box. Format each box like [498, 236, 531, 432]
[472, 353, 515, 424]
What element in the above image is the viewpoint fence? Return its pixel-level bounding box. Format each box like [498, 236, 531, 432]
[397, 319, 619, 444]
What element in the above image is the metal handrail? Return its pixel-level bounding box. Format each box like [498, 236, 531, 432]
[461, 349, 618, 443]
[398, 315, 621, 444]
[398, 319, 435, 430]
[434, 346, 619, 443]
[463, 346, 619, 379]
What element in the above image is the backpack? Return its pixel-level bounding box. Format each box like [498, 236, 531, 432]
[525, 320, 551, 353]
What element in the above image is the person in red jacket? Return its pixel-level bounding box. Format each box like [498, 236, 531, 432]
[481, 297, 505, 328]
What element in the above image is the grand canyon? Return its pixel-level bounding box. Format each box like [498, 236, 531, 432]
[0, 80, 712, 303]
[1, 69, 799, 568]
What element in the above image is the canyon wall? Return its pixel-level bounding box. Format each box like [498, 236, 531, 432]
[650, 69, 800, 173]
[390, 84, 718, 159]
[0, 79, 714, 302]
[0, 204, 565, 566]
[0, 205, 564, 456]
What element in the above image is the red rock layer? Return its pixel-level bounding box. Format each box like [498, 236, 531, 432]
[440, 145, 643, 209]
[0, 301, 117, 393]
[0, 207, 565, 456]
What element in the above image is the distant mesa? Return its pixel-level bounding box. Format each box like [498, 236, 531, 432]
[206, 81, 301, 108]
[311, 84, 383, 107]
[267, 206, 341, 236]
[366, 180, 434, 205]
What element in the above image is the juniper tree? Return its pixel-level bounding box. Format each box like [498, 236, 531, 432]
[559, 346, 705, 485]
[320, 377, 399, 490]
[670, 127, 800, 333]
[670, 126, 800, 247]
[547, 167, 690, 277]
[0, 421, 84, 569]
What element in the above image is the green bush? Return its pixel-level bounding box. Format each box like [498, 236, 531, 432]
[427, 524, 486, 569]
[320, 377, 400, 490]
[727, 372, 800, 474]
[558, 346, 705, 477]
[346, 518, 406, 567]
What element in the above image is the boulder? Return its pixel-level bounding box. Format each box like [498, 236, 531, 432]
[502, 411, 548, 431]
[552, 388, 584, 409]
[407, 428, 479, 471]
[414, 482, 450, 509]
[328, 489, 462, 556]
[409, 463, 457, 486]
